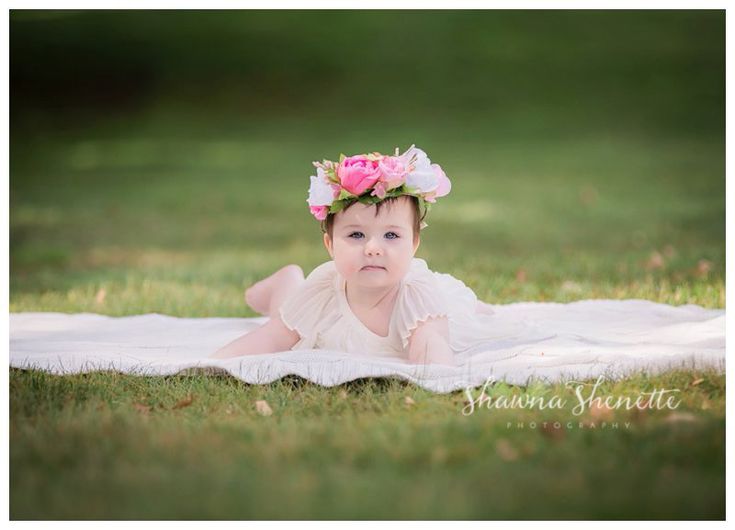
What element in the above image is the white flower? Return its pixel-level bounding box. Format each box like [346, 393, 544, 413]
[400, 145, 439, 193]
[307, 167, 335, 206]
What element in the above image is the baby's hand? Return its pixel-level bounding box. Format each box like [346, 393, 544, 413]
[407, 316, 456, 366]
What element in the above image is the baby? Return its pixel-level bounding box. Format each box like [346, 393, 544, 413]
[210, 145, 495, 365]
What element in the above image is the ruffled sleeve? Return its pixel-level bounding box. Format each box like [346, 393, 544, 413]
[394, 258, 451, 350]
[278, 261, 339, 347]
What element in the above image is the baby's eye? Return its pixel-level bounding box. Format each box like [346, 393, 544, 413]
[385, 232, 400, 240]
[348, 232, 364, 239]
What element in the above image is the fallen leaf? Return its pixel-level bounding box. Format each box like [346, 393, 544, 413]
[693, 259, 712, 278]
[691, 378, 705, 387]
[701, 400, 711, 410]
[404, 396, 416, 406]
[338, 389, 348, 400]
[588, 402, 614, 421]
[645, 251, 665, 270]
[255, 400, 273, 416]
[172, 394, 194, 410]
[133, 402, 151, 415]
[95, 288, 106, 304]
[496, 438, 519, 461]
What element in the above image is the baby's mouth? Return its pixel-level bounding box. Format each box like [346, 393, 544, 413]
[361, 265, 386, 271]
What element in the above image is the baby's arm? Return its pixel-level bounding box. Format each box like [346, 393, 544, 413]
[407, 316, 456, 366]
[209, 316, 301, 359]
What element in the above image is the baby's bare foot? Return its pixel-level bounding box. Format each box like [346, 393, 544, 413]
[245, 264, 304, 316]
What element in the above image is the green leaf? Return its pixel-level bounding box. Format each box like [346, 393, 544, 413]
[329, 199, 349, 214]
[325, 168, 339, 183]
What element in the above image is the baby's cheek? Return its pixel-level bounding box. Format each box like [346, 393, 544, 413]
[390, 260, 411, 282]
[333, 253, 361, 278]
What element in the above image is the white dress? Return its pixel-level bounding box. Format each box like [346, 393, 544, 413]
[278, 258, 536, 360]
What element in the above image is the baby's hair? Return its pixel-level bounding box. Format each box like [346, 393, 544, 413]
[321, 195, 427, 242]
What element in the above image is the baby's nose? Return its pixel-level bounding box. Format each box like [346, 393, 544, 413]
[364, 238, 383, 255]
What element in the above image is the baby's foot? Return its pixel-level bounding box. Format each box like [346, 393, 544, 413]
[245, 264, 304, 316]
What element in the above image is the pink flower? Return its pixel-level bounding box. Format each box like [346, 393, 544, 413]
[378, 155, 408, 190]
[337, 155, 382, 196]
[310, 205, 329, 221]
[424, 164, 452, 203]
[371, 181, 388, 199]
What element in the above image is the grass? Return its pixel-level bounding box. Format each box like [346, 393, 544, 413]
[10, 366, 725, 519]
[10, 113, 725, 519]
[9, 11, 725, 519]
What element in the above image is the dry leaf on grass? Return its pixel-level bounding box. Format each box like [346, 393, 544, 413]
[588, 402, 614, 421]
[645, 250, 665, 270]
[693, 259, 712, 278]
[404, 396, 416, 406]
[691, 378, 705, 387]
[172, 394, 194, 410]
[255, 400, 273, 416]
[133, 402, 151, 415]
[95, 288, 106, 304]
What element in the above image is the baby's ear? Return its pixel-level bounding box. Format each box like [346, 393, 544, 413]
[323, 232, 334, 258]
[412, 234, 420, 254]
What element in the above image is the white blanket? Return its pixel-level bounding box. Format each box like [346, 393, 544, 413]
[9, 299, 725, 393]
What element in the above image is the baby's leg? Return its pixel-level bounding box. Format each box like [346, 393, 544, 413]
[245, 264, 305, 318]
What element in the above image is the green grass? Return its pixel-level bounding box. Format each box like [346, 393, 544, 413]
[10, 127, 725, 315]
[10, 366, 725, 519]
[9, 10, 725, 517]
[10, 112, 725, 519]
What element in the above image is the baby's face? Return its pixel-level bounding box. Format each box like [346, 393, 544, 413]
[324, 196, 420, 290]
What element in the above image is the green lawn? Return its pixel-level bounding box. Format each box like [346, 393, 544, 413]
[9, 10, 725, 519]
[10, 116, 725, 519]
[9, 367, 725, 519]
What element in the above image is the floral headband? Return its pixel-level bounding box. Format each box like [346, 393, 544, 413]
[306, 145, 452, 227]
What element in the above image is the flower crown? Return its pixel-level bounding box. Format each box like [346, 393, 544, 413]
[307, 145, 452, 226]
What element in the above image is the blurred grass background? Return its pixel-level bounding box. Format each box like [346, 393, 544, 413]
[9, 9, 725, 520]
[10, 9, 724, 315]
